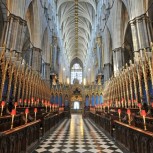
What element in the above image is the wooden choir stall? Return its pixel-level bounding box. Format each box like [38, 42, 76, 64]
[0, 47, 69, 153]
[87, 46, 153, 153]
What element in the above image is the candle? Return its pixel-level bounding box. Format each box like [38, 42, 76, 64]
[127, 109, 131, 125]
[14, 102, 18, 110]
[134, 100, 137, 107]
[34, 101, 37, 106]
[34, 108, 37, 121]
[1, 101, 5, 116]
[25, 108, 29, 124]
[104, 105, 106, 113]
[24, 99, 26, 107]
[108, 104, 110, 113]
[138, 103, 142, 113]
[49, 104, 51, 112]
[141, 110, 147, 130]
[151, 102, 153, 108]
[11, 109, 16, 129]
[118, 109, 121, 121]
[31, 97, 34, 106]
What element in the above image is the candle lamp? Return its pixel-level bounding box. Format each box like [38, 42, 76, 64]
[14, 102, 18, 110]
[108, 104, 110, 113]
[1, 101, 5, 116]
[141, 110, 147, 131]
[24, 99, 26, 107]
[34, 101, 37, 106]
[31, 97, 34, 106]
[19, 99, 22, 107]
[118, 109, 121, 121]
[103, 105, 106, 113]
[25, 108, 29, 124]
[127, 109, 131, 125]
[34, 108, 37, 121]
[11, 109, 16, 129]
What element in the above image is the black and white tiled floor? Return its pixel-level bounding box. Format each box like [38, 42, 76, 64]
[33, 114, 123, 153]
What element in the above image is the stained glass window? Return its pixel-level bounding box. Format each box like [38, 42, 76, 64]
[71, 63, 82, 84]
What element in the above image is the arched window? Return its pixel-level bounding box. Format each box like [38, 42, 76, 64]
[74, 101, 80, 109]
[71, 63, 82, 84]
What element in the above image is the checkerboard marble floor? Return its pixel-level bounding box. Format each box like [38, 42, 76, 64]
[33, 114, 123, 153]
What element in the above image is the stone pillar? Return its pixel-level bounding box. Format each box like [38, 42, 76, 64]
[113, 47, 124, 74]
[2, 14, 26, 54]
[31, 47, 42, 73]
[130, 14, 153, 60]
[51, 36, 58, 72]
[44, 62, 50, 85]
[96, 36, 103, 73]
[103, 63, 112, 82]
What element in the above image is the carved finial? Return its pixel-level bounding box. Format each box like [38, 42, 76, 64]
[144, 48, 148, 60]
[126, 63, 128, 68]
[9, 48, 13, 62]
[0, 46, 5, 60]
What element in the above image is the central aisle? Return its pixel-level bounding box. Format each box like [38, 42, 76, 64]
[34, 114, 123, 153]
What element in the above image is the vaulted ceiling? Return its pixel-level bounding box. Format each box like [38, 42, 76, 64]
[57, 0, 97, 65]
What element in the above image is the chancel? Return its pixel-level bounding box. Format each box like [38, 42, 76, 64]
[0, 0, 153, 153]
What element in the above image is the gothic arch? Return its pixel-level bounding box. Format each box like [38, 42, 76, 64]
[25, 0, 42, 48]
[42, 27, 50, 63]
[103, 26, 112, 65]
[147, 0, 153, 34]
[70, 58, 83, 69]
[121, 0, 134, 63]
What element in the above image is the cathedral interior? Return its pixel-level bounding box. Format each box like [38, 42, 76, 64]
[0, 0, 153, 153]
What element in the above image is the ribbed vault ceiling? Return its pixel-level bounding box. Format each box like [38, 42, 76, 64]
[57, 0, 97, 64]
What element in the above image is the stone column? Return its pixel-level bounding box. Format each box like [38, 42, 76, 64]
[51, 36, 58, 73]
[130, 14, 153, 60]
[44, 62, 50, 85]
[2, 14, 26, 54]
[103, 63, 112, 82]
[96, 36, 103, 73]
[113, 47, 124, 74]
[31, 47, 42, 73]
